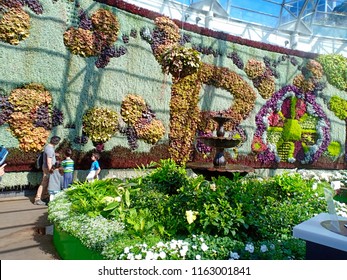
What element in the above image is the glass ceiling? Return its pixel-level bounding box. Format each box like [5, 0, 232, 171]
[176, 0, 347, 38]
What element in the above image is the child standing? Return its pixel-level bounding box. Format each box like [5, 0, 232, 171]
[61, 148, 74, 189]
[86, 152, 101, 182]
[48, 161, 64, 202]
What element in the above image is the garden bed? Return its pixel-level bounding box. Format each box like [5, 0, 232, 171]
[48, 159, 347, 260]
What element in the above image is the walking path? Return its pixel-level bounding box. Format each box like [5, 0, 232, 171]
[0, 195, 59, 260]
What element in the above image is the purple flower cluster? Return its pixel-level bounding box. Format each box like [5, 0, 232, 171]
[1, 0, 43, 14]
[0, 95, 14, 126]
[34, 105, 52, 130]
[196, 130, 213, 154]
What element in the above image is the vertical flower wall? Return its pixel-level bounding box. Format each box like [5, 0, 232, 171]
[0, 0, 346, 174]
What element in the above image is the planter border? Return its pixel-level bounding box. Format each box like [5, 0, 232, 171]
[53, 226, 104, 260]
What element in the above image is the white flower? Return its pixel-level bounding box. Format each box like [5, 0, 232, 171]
[115, 196, 122, 202]
[245, 243, 254, 253]
[145, 251, 154, 260]
[321, 172, 331, 182]
[157, 241, 165, 248]
[159, 251, 166, 259]
[201, 243, 208, 252]
[127, 253, 134, 260]
[135, 254, 142, 260]
[180, 248, 188, 257]
[124, 247, 130, 254]
[196, 254, 201, 260]
[210, 183, 217, 191]
[229, 252, 240, 260]
[170, 241, 177, 250]
[260, 244, 268, 253]
[192, 245, 197, 250]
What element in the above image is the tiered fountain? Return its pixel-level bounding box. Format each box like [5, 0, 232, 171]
[187, 115, 254, 180]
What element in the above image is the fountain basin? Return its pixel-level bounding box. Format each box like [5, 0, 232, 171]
[187, 162, 254, 181]
[198, 137, 241, 148]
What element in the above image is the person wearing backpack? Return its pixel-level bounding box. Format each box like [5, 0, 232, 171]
[34, 135, 61, 205]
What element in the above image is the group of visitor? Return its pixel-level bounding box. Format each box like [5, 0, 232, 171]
[34, 135, 101, 205]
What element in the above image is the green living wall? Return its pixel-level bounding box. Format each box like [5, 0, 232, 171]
[0, 0, 347, 183]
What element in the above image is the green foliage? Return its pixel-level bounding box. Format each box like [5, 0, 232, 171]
[125, 208, 165, 237]
[50, 160, 331, 260]
[327, 141, 341, 158]
[160, 46, 202, 78]
[144, 159, 190, 195]
[66, 178, 137, 218]
[82, 107, 119, 143]
[317, 54, 347, 90]
[282, 119, 302, 141]
[329, 95, 347, 120]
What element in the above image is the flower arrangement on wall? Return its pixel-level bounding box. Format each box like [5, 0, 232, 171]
[82, 107, 119, 150]
[293, 59, 325, 94]
[317, 54, 347, 91]
[147, 16, 257, 165]
[120, 94, 165, 150]
[4, 83, 63, 152]
[244, 58, 276, 99]
[0, 0, 43, 45]
[63, 8, 126, 68]
[253, 85, 330, 165]
[328, 95, 347, 162]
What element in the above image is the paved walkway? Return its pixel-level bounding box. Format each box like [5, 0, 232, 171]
[0, 195, 59, 260]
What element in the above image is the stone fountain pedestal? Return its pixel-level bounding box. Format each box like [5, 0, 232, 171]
[187, 116, 254, 180]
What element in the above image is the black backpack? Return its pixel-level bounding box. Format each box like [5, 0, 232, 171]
[36, 152, 44, 170]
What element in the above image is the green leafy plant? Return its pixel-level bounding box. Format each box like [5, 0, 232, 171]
[159, 46, 201, 78]
[120, 94, 147, 126]
[49, 162, 339, 260]
[82, 107, 119, 143]
[326, 141, 341, 158]
[329, 95, 347, 120]
[317, 54, 347, 90]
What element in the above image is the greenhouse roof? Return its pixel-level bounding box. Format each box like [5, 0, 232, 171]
[177, 0, 347, 38]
